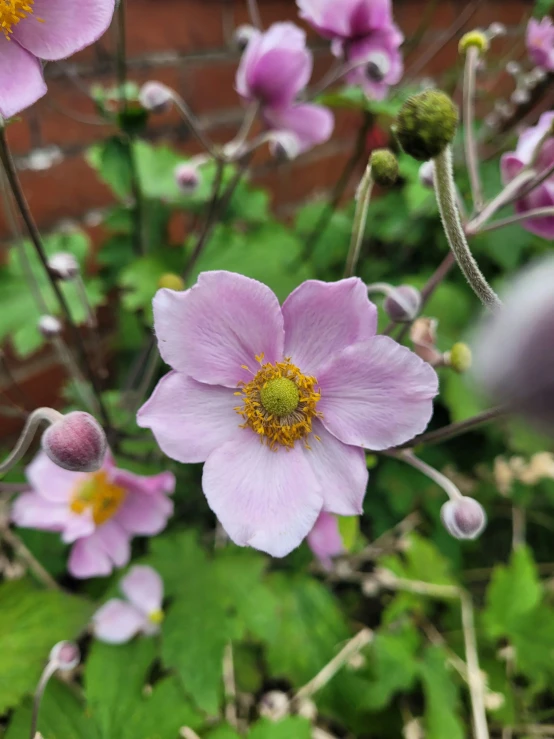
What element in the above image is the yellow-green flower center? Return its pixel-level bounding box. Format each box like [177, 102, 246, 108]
[70, 471, 126, 526]
[260, 377, 300, 417]
[235, 354, 322, 450]
[0, 0, 35, 38]
[149, 609, 164, 625]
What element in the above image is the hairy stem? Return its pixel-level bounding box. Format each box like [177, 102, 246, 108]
[0, 407, 62, 477]
[400, 406, 505, 448]
[466, 169, 536, 234]
[477, 206, 554, 233]
[433, 146, 501, 310]
[463, 46, 484, 211]
[394, 450, 463, 501]
[29, 661, 58, 739]
[344, 164, 373, 278]
[460, 592, 490, 739]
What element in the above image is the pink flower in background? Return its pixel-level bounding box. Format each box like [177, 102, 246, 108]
[343, 27, 404, 101]
[138, 271, 438, 558]
[297, 0, 393, 43]
[236, 22, 334, 154]
[526, 17, 554, 72]
[0, 0, 115, 119]
[307, 512, 344, 569]
[501, 111, 554, 239]
[93, 566, 164, 644]
[12, 452, 174, 579]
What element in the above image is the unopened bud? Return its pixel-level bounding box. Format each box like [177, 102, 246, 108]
[48, 252, 79, 280]
[259, 691, 290, 721]
[447, 342, 472, 373]
[384, 285, 421, 323]
[370, 148, 399, 187]
[394, 89, 459, 161]
[38, 315, 62, 339]
[296, 698, 317, 721]
[41, 411, 107, 472]
[487, 22, 506, 38]
[269, 131, 300, 161]
[419, 160, 435, 188]
[234, 23, 256, 50]
[174, 162, 201, 193]
[441, 496, 487, 540]
[459, 30, 489, 55]
[158, 273, 185, 291]
[49, 641, 80, 671]
[139, 81, 173, 113]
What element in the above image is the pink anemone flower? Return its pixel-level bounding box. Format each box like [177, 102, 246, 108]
[526, 17, 554, 72]
[0, 0, 115, 119]
[297, 0, 394, 43]
[93, 565, 164, 644]
[12, 451, 174, 579]
[137, 272, 438, 558]
[307, 511, 344, 569]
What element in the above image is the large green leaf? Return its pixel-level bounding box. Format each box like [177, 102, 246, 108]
[0, 580, 92, 713]
[248, 717, 311, 738]
[420, 646, 464, 739]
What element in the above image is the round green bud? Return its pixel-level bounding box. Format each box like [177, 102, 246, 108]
[394, 90, 459, 161]
[370, 149, 399, 187]
[458, 30, 489, 55]
[449, 342, 472, 373]
[260, 377, 300, 417]
[158, 273, 185, 291]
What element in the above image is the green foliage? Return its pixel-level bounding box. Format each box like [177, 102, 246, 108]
[420, 646, 464, 739]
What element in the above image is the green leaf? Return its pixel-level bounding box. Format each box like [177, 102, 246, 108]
[534, 0, 554, 17]
[119, 250, 185, 314]
[337, 516, 360, 551]
[88, 136, 133, 198]
[420, 646, 464, 739]
[0, 580, 92, 713]
[382, 533, 456, 586]
[248, 717, 311, 738]
[365, 627, 420, 710]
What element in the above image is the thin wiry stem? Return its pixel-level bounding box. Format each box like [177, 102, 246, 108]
[246, 0, 262, 28]
[460, 592, 490, 739]
[171, 92, 221, 160]
[466, 169, 536, 234]
[29, 661, 58, 739]
[223, 643, 239, 729]
[344, 164, 373, 278]
[433, 146, 501, 310]
[392, 450, 463, 501]
[0, 407, 61, 477]
[2, 526, 60, 591]
[399, 406, 505, 448]
[477, 206, 554, 233]
[463, 46, 484, 212]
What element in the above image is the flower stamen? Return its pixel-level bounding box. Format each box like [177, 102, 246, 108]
[70, 471, 126, 526]
[0, 0, 35, 38]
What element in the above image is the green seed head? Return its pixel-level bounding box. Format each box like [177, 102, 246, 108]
[370, 149, 399, 187]
[260, 377, 300, 417]
[394, 89, 459, 161]
[449, 342, 472, 373]
[458, 30, 489, 55]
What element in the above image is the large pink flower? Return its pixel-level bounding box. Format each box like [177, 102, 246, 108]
[297, 0, 393, 42]
[526, 17, 554, 72]
[137, 272, 438, 558]
[12, 452, 174, 579]
[0, 0, 115, 119]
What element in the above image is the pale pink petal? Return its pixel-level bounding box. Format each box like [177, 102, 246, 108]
[11, 492, 69, 531]
[282, 278, 377, 375]
[0, 38, 46, 118]
[202, 429, 323, 557]
[304, 420, 368, 515]
[61, 511, 95, 544]
[317, 336, 438, 450]
[25, 451, 84, 503]
[115, 488, 173, 536]
[263, 103, 334, 154]
[69, 536, 112, 579]
[108, 466, 175, 498]
[236, 30, 263, 98]
[120, 566, 163, 615]
[94, 521, 131, 568]
[153, 272, 285, 387]
[92, 599, 146, 644]
[307, 511, 344, 569]
[137, 371, 241, 463]
[13, 0, 115, 61]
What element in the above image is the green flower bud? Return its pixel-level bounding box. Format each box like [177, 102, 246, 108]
[370, 148, 398, 187]
[458, 30, 489, 55]
[158, 273, 185, 291]
[448, 342, 472, 373]
[394, 90, 459, 161]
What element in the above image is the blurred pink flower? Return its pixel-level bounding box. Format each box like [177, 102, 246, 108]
[138, 271, 438, 558]
[343, 27, 404, 101]
[236, 22, 334, 154]
[12, 452, 174, 579]
[298, 0, 393, 43]
[307, 511, 344, 569]
[0, 0, 115, 119]
[526, 17, 554, 72]
[501, 111, 554, 239]
[93, 565, 164, 644]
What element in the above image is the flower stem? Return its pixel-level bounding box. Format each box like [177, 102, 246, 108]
[344, 164, 373, 278]
[399, 406, 505, 448]
[466, 168, 536, 234]
[0, 407, 62, 477]
[246, 0, 262, 28]
[433, 146, 501, 310]
[477, 206, 554, 232]
[463, 46, 484, 211]
[171, 92, 221, 161]
[29, 661, 58, 739]
[394, 450, 463, 501]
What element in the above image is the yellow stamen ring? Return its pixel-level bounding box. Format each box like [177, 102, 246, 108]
[0, 0, 35, 38]
[70, 471, 126, 526]
[235, 355, 321, 450]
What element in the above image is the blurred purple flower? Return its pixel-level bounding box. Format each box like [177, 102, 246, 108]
[12, 452, 174, 579]
[307, 511, 344, 569]
[236, 22, 334, 154]
[501, 111, 554, 239]
[343, 27, 404, 100]
[297, 0, 393, 43]
[93, 566, 164, 644]
[526, 17, 554, 72]
[0, 0, 115, 118]
[137, 271, 438, 558]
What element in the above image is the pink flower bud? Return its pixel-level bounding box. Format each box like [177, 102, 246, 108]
[384, 286, 422, 323]
[49, 640, 80, 671]
[441, 497, 487, 540]
[38, 315, 62, 339]
[174, 162, 201, 193]
[48, 252, 79, 280]
[268, 131, 300, 161]
[139, 81, 173, 113]
[234, 23, 256, 51]
[41, 412, 107, 472]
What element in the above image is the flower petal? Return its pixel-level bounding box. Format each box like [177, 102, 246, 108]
[307, 511, 344, 569]
[137, 371, 241, 463]
[282, 278, 377, 375]
[13, 0, 115, 61]
[304, 420, 368, 515]
[317, 336, 438, 450]
[263, 103, 334, 154]
[68, 536, 112, 579]
[25, 451, 83, 503]
[61, 511, 96, 544]
[0, 38, 46, 118]
[115, 487, 173, 536]
[11, 492, 69, 531]
[202, 429, 323, 557]
[120, 565, 163, 615]
[153, 271, 285, 387]
[92, 599, 146, 644]
[94, 520, 131, 569]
